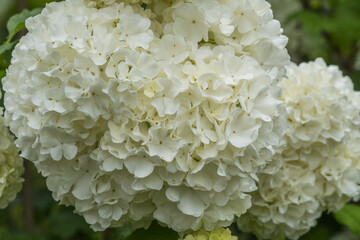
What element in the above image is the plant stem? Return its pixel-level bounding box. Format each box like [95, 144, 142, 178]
[22, 160, 34, 232]
[17, 0, 28, 37]
[102, 229, 113, 240]
[19, 0, 27, 12]
[299, 0, 310, 10]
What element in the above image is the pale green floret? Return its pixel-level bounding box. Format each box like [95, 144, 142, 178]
[0, 115, 24, 209]
[181, 228, 237, 240]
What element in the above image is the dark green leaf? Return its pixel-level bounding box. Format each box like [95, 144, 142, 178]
[114, 224, 136, 240]
[0, 70, 5, 79]
[126, 222, 178, 240]
[32, 188, 54, 211]
[7, 8, 42, 36]
[299, 213, 342, 240]
[299, 224, 335, 240]
[333, 204, 360, 237]
[286, 11, 327, 33]
[28, 0, 60, 9]
[0, 227, 48, 240]
[350, 72, 360, 91]
[47, 209, 90, 239]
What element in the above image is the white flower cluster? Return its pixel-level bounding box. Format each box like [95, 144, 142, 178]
[0, 110, 24, 209]
[3, 0, 289, 232]
[237, 58, 360, 240]
[180, 228, 237, 240]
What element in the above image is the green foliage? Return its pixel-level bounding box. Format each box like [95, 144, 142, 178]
[126, 222, 179, 240]
[334, 204, 360, 237]
[0, 41, 16, 55]
[6, 8, 41, 37]
[46, 210, 91, 239]
[114, 224, 136, 240]
[300, 213, 341, 240]
[0, 8, 41, 72]
[28, 0, 61, 9]
[0, 228, 48, 240]
[0, 70, 5, 79]
[0, 8, 41, 84]
[281, 0, 360, 89]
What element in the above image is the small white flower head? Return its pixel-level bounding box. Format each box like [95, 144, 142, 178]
[238, 58, 360, 240]
[3, 0, 289, 233]
[180, 228, 238, 240]
[0, 111, 24, 209]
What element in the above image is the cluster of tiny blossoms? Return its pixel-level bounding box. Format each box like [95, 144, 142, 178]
[0, 109, 24, 209]
[238, 58, 360, 239]
[3, 0, 289, 232]
[181, 228, 237, 240]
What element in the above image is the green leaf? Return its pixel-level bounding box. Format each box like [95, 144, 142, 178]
[125, 222, 178, 240]
[114, 224, 136, 240]
[46, 209, 90, 239]
[299, 223, 335, 240]
[0, 226, 48, 240]
[333, 204, 360, 237]
[286, 11, 327, 33]
[0, 42, 16, 56]
[0, 70, 5, 79]
[350, 72, 360, 91]
[32, 188, 54, 211]
[7, 8, 42, 36]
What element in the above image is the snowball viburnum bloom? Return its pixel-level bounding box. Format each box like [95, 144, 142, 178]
[238, 58, 360, 240]
[3, 0, 289, 233]
[181, 228, 238, 240]
[0, 112, 24, 208]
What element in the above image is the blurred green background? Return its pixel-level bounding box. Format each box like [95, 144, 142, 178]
[270, 0, 360, 91]
[0, 0, 360, 239]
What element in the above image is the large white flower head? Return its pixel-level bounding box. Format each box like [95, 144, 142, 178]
[3, 0, 289, 232]
[0, 107, 24, 208]
[238, 58, 360, 239]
